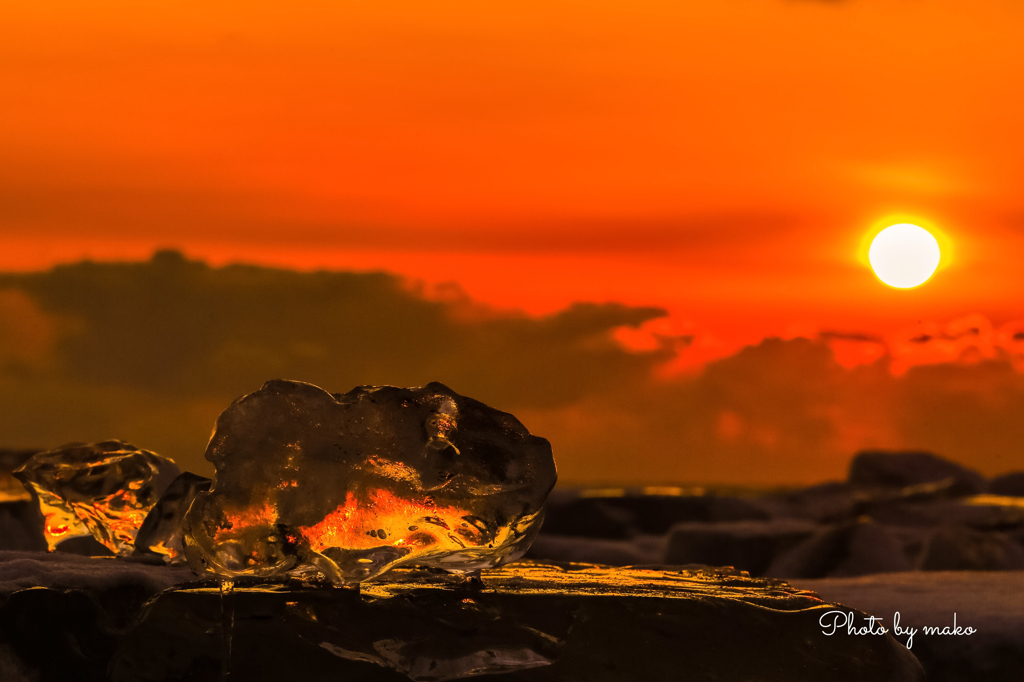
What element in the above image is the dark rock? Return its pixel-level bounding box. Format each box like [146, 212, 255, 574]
[761, 482, 858, 523]
[989, 472, 1024, 497]
[183, 380, 557, 584]
[918, 524, 1024, 571]
[849, 451, 986, 496]
[134, 473, 212, 563]
[0, 550, 193, 596]
[542, 492, 768, 539]
[526, 534, 664, 566]
[1011, 526, 1024, 548]
[0, 552, 924, 682]
[665, 519, 819, 576]
[14, 440, 180, 555]
[0, 587, 115, 682]
[791, 572, 1024, 682]
[0, 502, 46, 552]
[538, 496, 636, 539]
[55, 536, 117, 557]
[0, 449, 39, 474]
[770, 478, 988, 527]
[606, 494, 769, 535]
[0, 551, 194, 682]
[109, 561, 923, 682]
[0, 448, 39, 506]
[865, 499, 1024, 531]
[766, 519, 913, 579]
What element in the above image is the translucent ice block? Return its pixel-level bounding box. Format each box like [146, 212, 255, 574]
[183, 380, 557, 583]
[15, 440, 180, 554]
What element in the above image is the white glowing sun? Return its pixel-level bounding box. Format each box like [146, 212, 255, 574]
[868, 223, 941, 288]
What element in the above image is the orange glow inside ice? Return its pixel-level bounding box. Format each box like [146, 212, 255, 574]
[46, 522, 69, 537]
[299, 489, 480, 553]
[217, 501, 278, 541]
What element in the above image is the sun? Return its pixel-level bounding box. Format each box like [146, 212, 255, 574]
[868, 223, 941, 288]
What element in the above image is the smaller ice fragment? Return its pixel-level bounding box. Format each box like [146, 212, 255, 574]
[14, 440, 180, 555]
[134, 472, 212, 563]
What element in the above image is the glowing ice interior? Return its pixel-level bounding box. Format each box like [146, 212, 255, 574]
[182, 380, 557, 583]
[14, 440, 180, 554]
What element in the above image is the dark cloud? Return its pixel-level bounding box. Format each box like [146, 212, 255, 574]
[0, 251, 667, 475]
[0, 252, 1021, 484]
[820, 331, 883, 343]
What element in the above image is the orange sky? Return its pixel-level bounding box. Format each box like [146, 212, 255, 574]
[3, 0, 1024, 367]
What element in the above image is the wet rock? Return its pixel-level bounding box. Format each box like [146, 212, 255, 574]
[14, 441, 180, 555]
[849, 451, 986, 496]
[766, 519, 913, 579]
[989, 472, 1024, 497]
[917, 524, 1024, 571]
[134, 473, 212, 563]
[183, 380, 557, 584]
[110, 561, 923, 682]
[665, 519, 819, 576]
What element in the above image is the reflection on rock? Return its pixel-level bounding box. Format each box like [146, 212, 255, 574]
[14, 441, 180, 555]
[183, 380, 557, 584]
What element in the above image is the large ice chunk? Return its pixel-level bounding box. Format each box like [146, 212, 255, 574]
[14, 440, 180, 554]
[182, 380, 557, 583]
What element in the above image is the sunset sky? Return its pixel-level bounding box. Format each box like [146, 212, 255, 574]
[2, 1, 1023, 483]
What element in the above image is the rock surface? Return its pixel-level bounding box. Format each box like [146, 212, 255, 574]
[183, 380, 557, 584]
[0, 449, 38, 504]
[0, 552, 923, 682]
[0, 502, 46, 552]
[526, 533, 664, 566]
[664, 519, 819, 576]
[542, 492, 767, 539]
[134, 473, 212, 563]
[792, 571, 1024, 682]
[14, 441, 180, 555]
[767, 519, 914, 579]
[849, 450, 986, 495]
[989, 472, 1024, 497]
[917, 524, 1024, 571]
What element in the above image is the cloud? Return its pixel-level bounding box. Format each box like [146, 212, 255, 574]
[0, 252, 1021, 485]
[0, 251, 668, 474]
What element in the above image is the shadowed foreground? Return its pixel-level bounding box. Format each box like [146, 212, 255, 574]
[0, 552, 922, 682]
